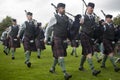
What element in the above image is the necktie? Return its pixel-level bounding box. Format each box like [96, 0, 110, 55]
[90, 16, 93, 21]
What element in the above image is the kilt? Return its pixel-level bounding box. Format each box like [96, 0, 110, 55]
[3, 38, 10, 48]
[80, 33, 94, 55]
[115, 41, 120, 51]
[9, 36, 20, 48]
[103, 39, 114, 55]
[52, 36, 68, 58]
[23, 36, 37, 52]
[71, 40, 79, 47]
[35, 39, 46, 50]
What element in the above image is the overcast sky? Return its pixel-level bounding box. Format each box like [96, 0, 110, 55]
[0, 0, 119, 26]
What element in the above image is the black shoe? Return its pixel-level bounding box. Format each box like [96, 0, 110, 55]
[97, 59, 102, 63]
[49, 68, 55, 73]
[75, 55, 78, 57]
[24, 61, 27, 64]
[78, 67, 84, 71]
[71, 53, 73, 56]
[37, 56, 40, 59]
[3, 50, 8, 55]
[92, 70, 101, 76]
[114, 67, 120, 72]
[12, 57, 15, 60]
[27, 62, 31, 68]
[101, 65, 106, 68]
[64, 73, 72, 80]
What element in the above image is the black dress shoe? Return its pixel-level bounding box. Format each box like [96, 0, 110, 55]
[37, 56, 40, 59]
[97, 59, 102, 63]
[71, 53, 73, 56]
[3, 50, 8, 55]
[27, 62, 31, 68]
[78, 67, 84, 71]
[49, 68, 55, 73]
[12, 57, 15, 60]
[64, 73, 72, 80]
[75, 55, 78, 57]
[114, 67, 120, 72]
[92, 70, 101, 76]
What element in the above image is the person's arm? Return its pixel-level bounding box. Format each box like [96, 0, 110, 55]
[7, 26, 12, 37]
[17, 22, 26, 38]
[33, 19, 38, 27]
[80, 15, 84, 24]
[44, 16, 57, 41]
[1, 31, 5, 40]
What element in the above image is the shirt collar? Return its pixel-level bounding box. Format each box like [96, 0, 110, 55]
[12, 24, 17, 27]
[106, 21, 112, 25]
[86, 12, 94, 17]
[27, 19, 34, 22]
[58, 13, 65, 17]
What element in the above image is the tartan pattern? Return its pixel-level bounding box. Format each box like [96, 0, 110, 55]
[80, 33, 94, 55]
[23, 36, 37, 52]
[9, 36, 20, 48]
[35, 39, 46, 50]
[52, 37, 67, 58]
[103, 39, 114, 55]
[3, 38, 10, 48]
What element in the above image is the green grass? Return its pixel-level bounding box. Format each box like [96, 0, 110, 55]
[0, 44, 120, 80]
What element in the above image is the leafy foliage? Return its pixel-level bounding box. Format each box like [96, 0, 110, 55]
[0, 16, 12, 36]
[113, 14, 120, 25]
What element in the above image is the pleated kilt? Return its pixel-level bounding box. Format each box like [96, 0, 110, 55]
[3, 38, 10, 48]
[52, 36, 68, 58]
[103, 39, 114, 55]
[115, 40, 120, 49]
[80, 32, 94, 55]
[9, 36, 20, 48]
[35, 39, 46, 50]
[23, 36, 37, 52]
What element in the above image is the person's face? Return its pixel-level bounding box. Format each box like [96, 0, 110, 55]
[27, 15, 32, 20]
[57, 7, 65, 15]
[106, 18, 112, 23]
[87, 6, 94, 14]
[12, 21, 17, 25]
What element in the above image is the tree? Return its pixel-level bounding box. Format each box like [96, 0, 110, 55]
[0, 16, 12, 36]
[113, 14, 120, 25]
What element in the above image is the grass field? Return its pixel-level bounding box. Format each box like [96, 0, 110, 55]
[0, 44, 120, 80]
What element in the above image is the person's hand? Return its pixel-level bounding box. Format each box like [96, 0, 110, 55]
[80, 18, 84, 24]
[102, 22, 106, 26]
[17, 35, 19, 38]
[44, 39, 47, 44]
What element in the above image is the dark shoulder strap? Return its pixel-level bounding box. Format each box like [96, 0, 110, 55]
[25, 21, 29, 28]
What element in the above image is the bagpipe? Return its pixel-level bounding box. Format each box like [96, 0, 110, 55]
[101, 10, 106, 17]
[50, 3, 82, 42]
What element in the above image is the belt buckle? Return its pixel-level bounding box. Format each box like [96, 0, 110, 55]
[30, 40, 34, 43]
[14, 38, 17, 41]
[63, 40, 67, 43]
